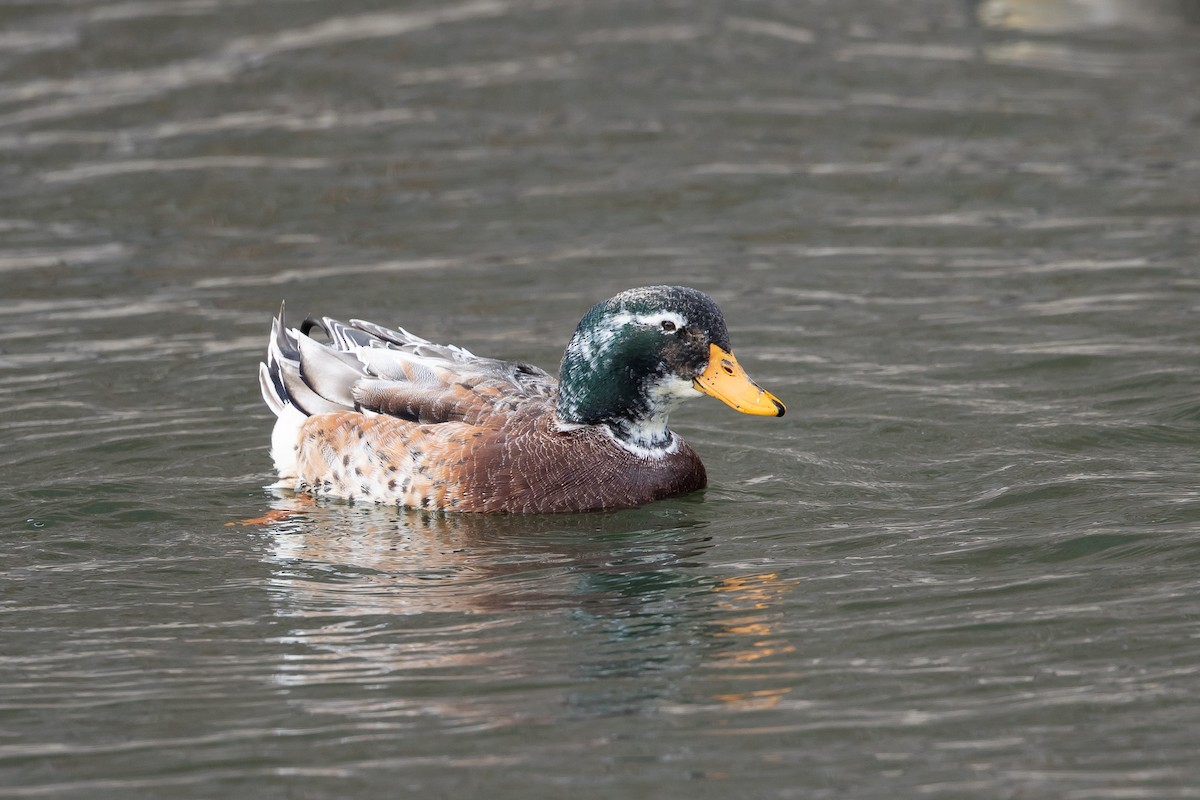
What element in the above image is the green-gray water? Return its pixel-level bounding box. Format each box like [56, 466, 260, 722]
[3, 1, 1200, 797]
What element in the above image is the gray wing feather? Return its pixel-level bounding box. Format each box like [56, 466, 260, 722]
[262, 307, 558, 424]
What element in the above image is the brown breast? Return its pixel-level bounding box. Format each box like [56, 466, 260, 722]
[457, 410, 708, 513]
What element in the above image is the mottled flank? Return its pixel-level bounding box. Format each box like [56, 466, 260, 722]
[294, 408, 706, 513]
[259, 286, 782, 513]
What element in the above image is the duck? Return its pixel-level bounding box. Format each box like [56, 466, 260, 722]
[259, 285, 785, 513]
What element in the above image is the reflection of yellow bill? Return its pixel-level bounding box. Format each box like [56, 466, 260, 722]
[693, 344, 786, 417]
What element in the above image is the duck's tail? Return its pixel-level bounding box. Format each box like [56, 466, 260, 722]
[258, 303, 353, 482]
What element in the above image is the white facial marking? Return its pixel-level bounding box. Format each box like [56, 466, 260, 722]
[654, 311, 688, 332]
[648, 373, 702, 404]
[567, 309, 690, 366]
[604, 310, 688, 333]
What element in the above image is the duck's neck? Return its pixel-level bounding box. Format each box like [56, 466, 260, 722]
[555, 373, 669, 447]
[556, 369, 693, 455]
[607, 411, 675, 453]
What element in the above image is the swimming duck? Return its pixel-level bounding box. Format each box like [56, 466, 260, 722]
[259, 285, 784, 513]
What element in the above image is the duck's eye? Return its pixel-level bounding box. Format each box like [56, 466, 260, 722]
[660, 320, 676, 332]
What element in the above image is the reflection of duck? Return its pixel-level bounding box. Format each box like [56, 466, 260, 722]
[260, 286, 784, 513]
[254, 493, 721, 726]
[257, 492, 716, 617]
[253, 496, 808, 724]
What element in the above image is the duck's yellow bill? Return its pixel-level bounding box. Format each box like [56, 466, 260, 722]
[693, 344, 786, 417]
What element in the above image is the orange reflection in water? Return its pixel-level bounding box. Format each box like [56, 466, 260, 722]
[711, 572, 798, 663]
[708, 572, 802, 712]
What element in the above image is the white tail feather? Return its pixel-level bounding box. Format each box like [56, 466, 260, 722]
[270, 405, 307, 480]
[260, 359, 307, 481]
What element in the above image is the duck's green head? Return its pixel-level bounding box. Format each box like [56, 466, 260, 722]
[556, 286, 784, 449]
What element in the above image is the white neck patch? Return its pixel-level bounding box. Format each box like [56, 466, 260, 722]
[608, 373, 699, 457]
[604, 423, 681, 459]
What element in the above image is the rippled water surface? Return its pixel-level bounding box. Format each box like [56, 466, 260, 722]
[4, 1, 1200, 797]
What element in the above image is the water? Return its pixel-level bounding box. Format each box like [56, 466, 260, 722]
[3, 0, 1200, 797]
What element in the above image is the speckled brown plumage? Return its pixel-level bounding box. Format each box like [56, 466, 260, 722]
[293, 406, 706, 513]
